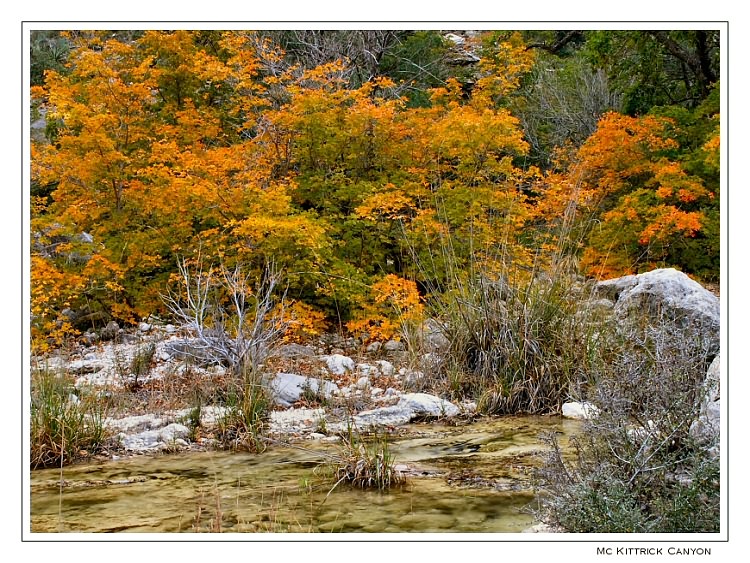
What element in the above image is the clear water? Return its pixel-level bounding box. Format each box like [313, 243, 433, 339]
[30, 416, 581, 533]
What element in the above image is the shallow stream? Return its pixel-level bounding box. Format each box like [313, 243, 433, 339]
[30, 416, 581, 533]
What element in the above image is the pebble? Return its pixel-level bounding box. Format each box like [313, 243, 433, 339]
[384, 339, 405, 352]
[356, 376, 370, 389]
[357, 363, 377, 376]
[375, 360, 394, 376]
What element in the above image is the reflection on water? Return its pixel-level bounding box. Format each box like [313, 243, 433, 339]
[30, 416, 581, 533]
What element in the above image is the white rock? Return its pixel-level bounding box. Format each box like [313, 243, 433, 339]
[404, 370, 425, 386]
[461, 401, 477, 413]
[340, 392, 460, 430]
[322, 436, 341, 443]
[270, 407, 326, 433]
[421, 319, 450, 352]
[384, 340, 405, 352]
[398, 393, 460, 418]
[356, 376, 371, 389]
[201, 405, 230, 425]
[444, 33, 465, 45]
[321, 354, 355, 375]
[138, 322, 152, 332]
[366, 341, 382, 353]
[267, 373, 339, 407]
[375, 360, 395, 376]
[561, 401, 600, 420]
[118, 422, 190, 451]
[357, 363, 378, 376]
[349, 405, 414, 428]
[704, 353, 720, 403]
[596, 268, 720, 354]
[106, 413, 165, 433]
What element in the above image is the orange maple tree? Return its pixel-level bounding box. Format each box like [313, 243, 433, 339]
[536, 111, 717, 279]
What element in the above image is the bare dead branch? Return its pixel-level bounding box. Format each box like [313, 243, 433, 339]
[162, 257, 288, 377]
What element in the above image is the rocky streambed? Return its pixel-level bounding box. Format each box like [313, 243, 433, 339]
[29, 268, 721, 533]
[30, 416, 580, 533]
[31, 320, 572, 533]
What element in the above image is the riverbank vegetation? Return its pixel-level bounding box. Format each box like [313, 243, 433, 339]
[533, 309, 719, 532]
[30, 368, 109, 469]
[30, 28, 721, 532]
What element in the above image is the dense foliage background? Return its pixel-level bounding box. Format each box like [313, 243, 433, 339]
[30, 30, 720, 348]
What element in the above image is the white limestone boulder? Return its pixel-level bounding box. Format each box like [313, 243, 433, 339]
[267, 372, 339, 407]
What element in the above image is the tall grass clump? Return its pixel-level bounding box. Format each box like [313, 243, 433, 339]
[130, 342, 156, 383]
[216, 370, 272, 452]
[326, 424, 405, 491]
[402, 187, 614, 413]
[424, 257, 609, 414]
[30, 368, 109, 469]
[533, 309, 719, 532]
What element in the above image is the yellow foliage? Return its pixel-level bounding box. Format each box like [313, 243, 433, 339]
[356, 188, 415, 221]
[347, 275, 423, 342]
[277, 301, 329, 343]
[30, 256, 85, 351]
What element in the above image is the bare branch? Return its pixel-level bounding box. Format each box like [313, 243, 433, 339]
[162, 257, 289, 377]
